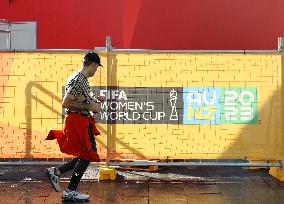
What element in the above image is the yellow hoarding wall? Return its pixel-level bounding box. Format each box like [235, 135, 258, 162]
[0, 51, 283, 161]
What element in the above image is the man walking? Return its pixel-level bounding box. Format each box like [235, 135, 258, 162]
[45, 52, 104, 202]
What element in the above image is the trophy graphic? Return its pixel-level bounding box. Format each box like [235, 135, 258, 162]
[170, 89, 178, 120]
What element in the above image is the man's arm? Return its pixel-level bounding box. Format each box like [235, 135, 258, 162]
[62, 93, 100, 112]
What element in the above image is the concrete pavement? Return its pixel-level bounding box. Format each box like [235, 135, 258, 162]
[0, 164, 284, 203]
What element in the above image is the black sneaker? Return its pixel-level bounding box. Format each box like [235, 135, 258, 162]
[45, 167, 61, 192]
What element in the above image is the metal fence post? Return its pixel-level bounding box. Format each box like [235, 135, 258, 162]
[0, 19, 11, 49]
[106, 36, 112, 166]
[278, 37, 283, 51]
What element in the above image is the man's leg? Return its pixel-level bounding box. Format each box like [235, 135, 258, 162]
[67, 158, 90, 191]
[57, 157, 80, 175]
[45, 157, 80, 192]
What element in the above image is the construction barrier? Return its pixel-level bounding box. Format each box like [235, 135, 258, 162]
[0, 49, 283, 163]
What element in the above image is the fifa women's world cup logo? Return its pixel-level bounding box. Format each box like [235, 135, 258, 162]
[170, 89, 178, 120]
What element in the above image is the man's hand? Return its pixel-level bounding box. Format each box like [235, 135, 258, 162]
[89, 101, 101, 112]
[97, 95, 105, 103]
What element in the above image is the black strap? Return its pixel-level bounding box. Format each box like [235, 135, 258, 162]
[87, 121, 97, 152]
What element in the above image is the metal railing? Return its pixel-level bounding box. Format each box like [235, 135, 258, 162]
[0, 36, 283, 53]
[0, 160, 282, 168]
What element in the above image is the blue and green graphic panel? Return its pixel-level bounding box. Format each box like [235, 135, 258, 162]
[183, 87, 258, 124]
